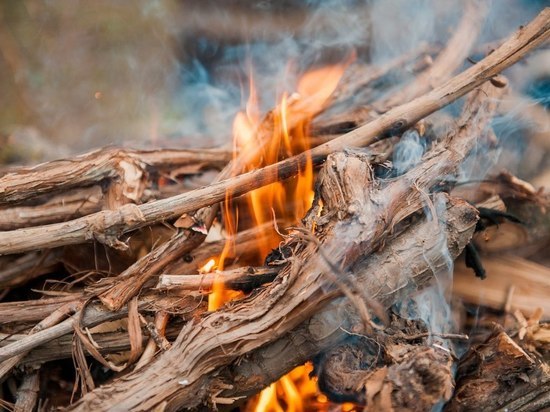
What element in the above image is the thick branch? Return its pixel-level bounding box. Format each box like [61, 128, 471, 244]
[446, 329, 550, 411]
[210, 195, 477, 408]
[0, 147, 231, 206]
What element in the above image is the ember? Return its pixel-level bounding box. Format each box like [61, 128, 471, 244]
[0, 2, 549, 412]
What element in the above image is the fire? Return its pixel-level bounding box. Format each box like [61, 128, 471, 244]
[206, 63, 346, 409]
[200, 258, 216, 274]
[247, 364, 322, 412]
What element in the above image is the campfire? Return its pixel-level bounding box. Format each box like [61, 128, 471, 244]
[0, 1, 549, 411]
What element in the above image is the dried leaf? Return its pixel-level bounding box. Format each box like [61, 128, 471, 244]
[174, 214, 195, 229]
[127, 297, 143, 365]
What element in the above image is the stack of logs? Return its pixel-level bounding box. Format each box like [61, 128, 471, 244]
[0, 5, 549, 411]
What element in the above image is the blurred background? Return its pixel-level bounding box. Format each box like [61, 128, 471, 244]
[0, 0, 547, 165]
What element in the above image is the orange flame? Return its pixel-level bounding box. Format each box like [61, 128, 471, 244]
[207, 63, 347, 408]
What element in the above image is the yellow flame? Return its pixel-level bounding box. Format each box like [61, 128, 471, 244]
[206, 63, 348, 409]
[199, 258, 216, 274]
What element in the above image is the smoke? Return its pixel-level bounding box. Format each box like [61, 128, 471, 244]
[392, 129, 425, 175]
[404, 195, 455, 339]
[1, 0, 543, 159]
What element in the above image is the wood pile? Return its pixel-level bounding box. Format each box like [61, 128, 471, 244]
[0, 5, 549, 412]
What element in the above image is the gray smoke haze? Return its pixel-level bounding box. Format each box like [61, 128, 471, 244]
[0, 0, 545, 162]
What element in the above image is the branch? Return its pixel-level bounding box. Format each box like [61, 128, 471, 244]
[0, 147, 231, 206]
[156, 267, 279, 292]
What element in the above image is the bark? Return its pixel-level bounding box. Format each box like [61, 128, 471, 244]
[447, 328, 550, 412]
[0, 186, 103, 230]
[315, 326, 456, 410]
[14, 370, 40, 412]
[0, 147, 230, 206]
[1, 7, 548, 256]
[211, 195, 477, 409]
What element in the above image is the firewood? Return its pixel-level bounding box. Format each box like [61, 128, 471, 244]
[1, 323, 180, 368]
[14, 371, 40, 412]
[94, 72, 345, 311]
[156, 266, 279, 292]
[0, 147, 231, 206]
[1, 9, 547, 257]
[210, 194, 477, 410]
[162, 222, 276, 275]
[316, 0, 487, 131]
[447, 328, 550, 411]
[64, 46, 511, 407]
[0, 185, 103, 230]
[0, 294, 84, 325]
[453, 256, 550, 318]
[314, 315, 458, 410]
[322, 43, 436, 111]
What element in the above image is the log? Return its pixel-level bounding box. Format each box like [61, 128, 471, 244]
[0, 147, 231, 206]
[453, 256, 550, 318]
[447, 328, 550, 411]
[1, 7, 548, 256]
[212, 195, 477, 409]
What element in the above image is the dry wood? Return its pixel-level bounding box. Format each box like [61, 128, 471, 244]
[447, 328, 550, 411]
[0, 294, 84, 324]
[94, 228, 211, 307]
[156, 267, 279, 292]
[216, 196, 477, 409]
[0, 186, 103, 230]
[0, 299, 83, 382]
[163, 223, 275, 275]
[314, 0, 487, 133]
[315, 329, 455, 409]
[134, 311, 170, 370]
[0, 147, 230, 206]
[453, 255, 550, 318]
[0, 323, 180, 367]
[14, 370, 40, 412]
[325, 43, 436, 109]
[1, 7, 547, 256]
[0, 249, 61, 288]
[69, 180, 477, 411]
[94, 82, 332, 310]
[0, 301, 128, 364]
[66, 57, 507, 409]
